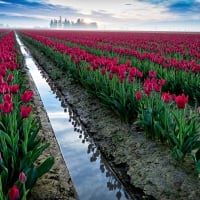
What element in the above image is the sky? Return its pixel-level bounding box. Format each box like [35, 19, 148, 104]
[0, 0, 200, 31]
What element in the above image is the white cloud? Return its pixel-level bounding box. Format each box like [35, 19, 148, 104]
[46, 0, 134, 15]
[45, 0, 178, 23]
[113, 1, 178, 22]
[0, 11, 51, 20]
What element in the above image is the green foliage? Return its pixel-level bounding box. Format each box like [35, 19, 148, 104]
[137, 91, 200, 173]
[137, 92, 174, 142]
[169, 109, 200, 160]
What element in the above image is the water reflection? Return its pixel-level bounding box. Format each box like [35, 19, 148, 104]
[43, 72, 132, 200]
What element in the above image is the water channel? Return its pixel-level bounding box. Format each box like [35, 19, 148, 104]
[16, 34, 135, 200]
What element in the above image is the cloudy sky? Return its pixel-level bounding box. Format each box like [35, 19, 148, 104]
[0, 0, 200, 31]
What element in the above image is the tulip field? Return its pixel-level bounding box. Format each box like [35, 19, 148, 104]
[0, 31, 54, 200]
[1, 28, 200, 198]
[17, 29, 200, 177]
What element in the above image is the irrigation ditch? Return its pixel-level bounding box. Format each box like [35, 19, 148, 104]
[17, 33, 200, 200]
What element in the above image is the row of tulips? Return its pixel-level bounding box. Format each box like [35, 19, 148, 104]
[20, 30, 200, 105]
[0, 31, 54, 200]
[0, 30, 8, 38]
[18, 31, 200, 176]
[29, 30, 200, 60]
[18, 31, 144, 122]
[30, 30, 200, 64]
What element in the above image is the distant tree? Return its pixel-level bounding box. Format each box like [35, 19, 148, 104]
[53, 19, 58, 28]
[75, 18, 85, 28]
[58, 16, 62, 28]
[90, 22, 98, 29]
[50, 19, 54, 28]
[63, 18, 70, 29]
[50, 17, 98, 29]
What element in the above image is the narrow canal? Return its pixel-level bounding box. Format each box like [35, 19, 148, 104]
[16, 34, 134, 200]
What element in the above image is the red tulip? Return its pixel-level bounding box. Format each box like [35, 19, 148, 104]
[7, 74, 14, 82]
[149, 70, 157, 78]
[161, 92, 172, 103]
[20, 105, 32, 118]
[7, 185, 19, 200]
[10, 84, 20, 94]
[21, 90, 33, 103]
[0, 101, 13, 113]
[0, 65, 7, 76]
[158, 79, 166, 87]
[8, 62, 18, 70]
[100, 68, 106, 75]
[0, 82, 9, 94]
[135, 92, 142, 100]
[175, 94, 188, 109]
[0, 75, 4, 84]
[3, 94, 12, 103]
[108, 73, 113, 80]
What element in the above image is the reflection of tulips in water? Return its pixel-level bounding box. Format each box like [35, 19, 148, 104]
[55, 89, 131, 199]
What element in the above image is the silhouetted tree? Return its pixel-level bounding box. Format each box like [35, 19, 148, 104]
[63, 18, 70, 29]
[50, 17, 98, 29]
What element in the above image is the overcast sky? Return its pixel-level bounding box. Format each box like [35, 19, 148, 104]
[0, 0, 200, 31]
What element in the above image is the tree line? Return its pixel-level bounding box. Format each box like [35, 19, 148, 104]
[50, 16, 97, 29]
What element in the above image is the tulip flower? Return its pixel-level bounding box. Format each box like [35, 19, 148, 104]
[3, 94, 12, 103]
[7, 74, 14, 82]
[0, 65, 7, 76]
[7, 185, 19, 200]
[19, 172, 27, 184]
[0, 101, 13, 113]
[0, 82, 9, 94]
[0, 74, 4, 84]
[135, 92, 142, 100]
[149, 70, 157, 78]
[21, 90, 33, 103]
[161, 92, 172, 103]
[10, 84, 20, 94]
[20, 105, 32, 118]
[175, 94, 188, 109]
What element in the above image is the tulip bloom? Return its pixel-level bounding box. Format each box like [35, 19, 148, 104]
[0, 101, 13, 113]
[135, 92, 142, 100]
[3, 94, 12, 103]
[21, 90, 33, 103]
[0, 65, 7, 76]
[0, 82, 9, 94]
[19, 172, 27, 184]
[161, 92, 172, 103]
[10, 84, 20, 94]
[158, 79, 166, 87]
[7, 185, 19, 200]
[0, 75, 4, 84]
[20, 105, 32, 118]
[7, 74, 14, 82]
[175, 94, 188, 109]
[149, 70, 157, 78]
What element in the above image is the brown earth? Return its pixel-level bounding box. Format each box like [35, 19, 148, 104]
[21, 37, 200, 200]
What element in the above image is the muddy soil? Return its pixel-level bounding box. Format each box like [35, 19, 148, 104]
[22, 38, 200, 200]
